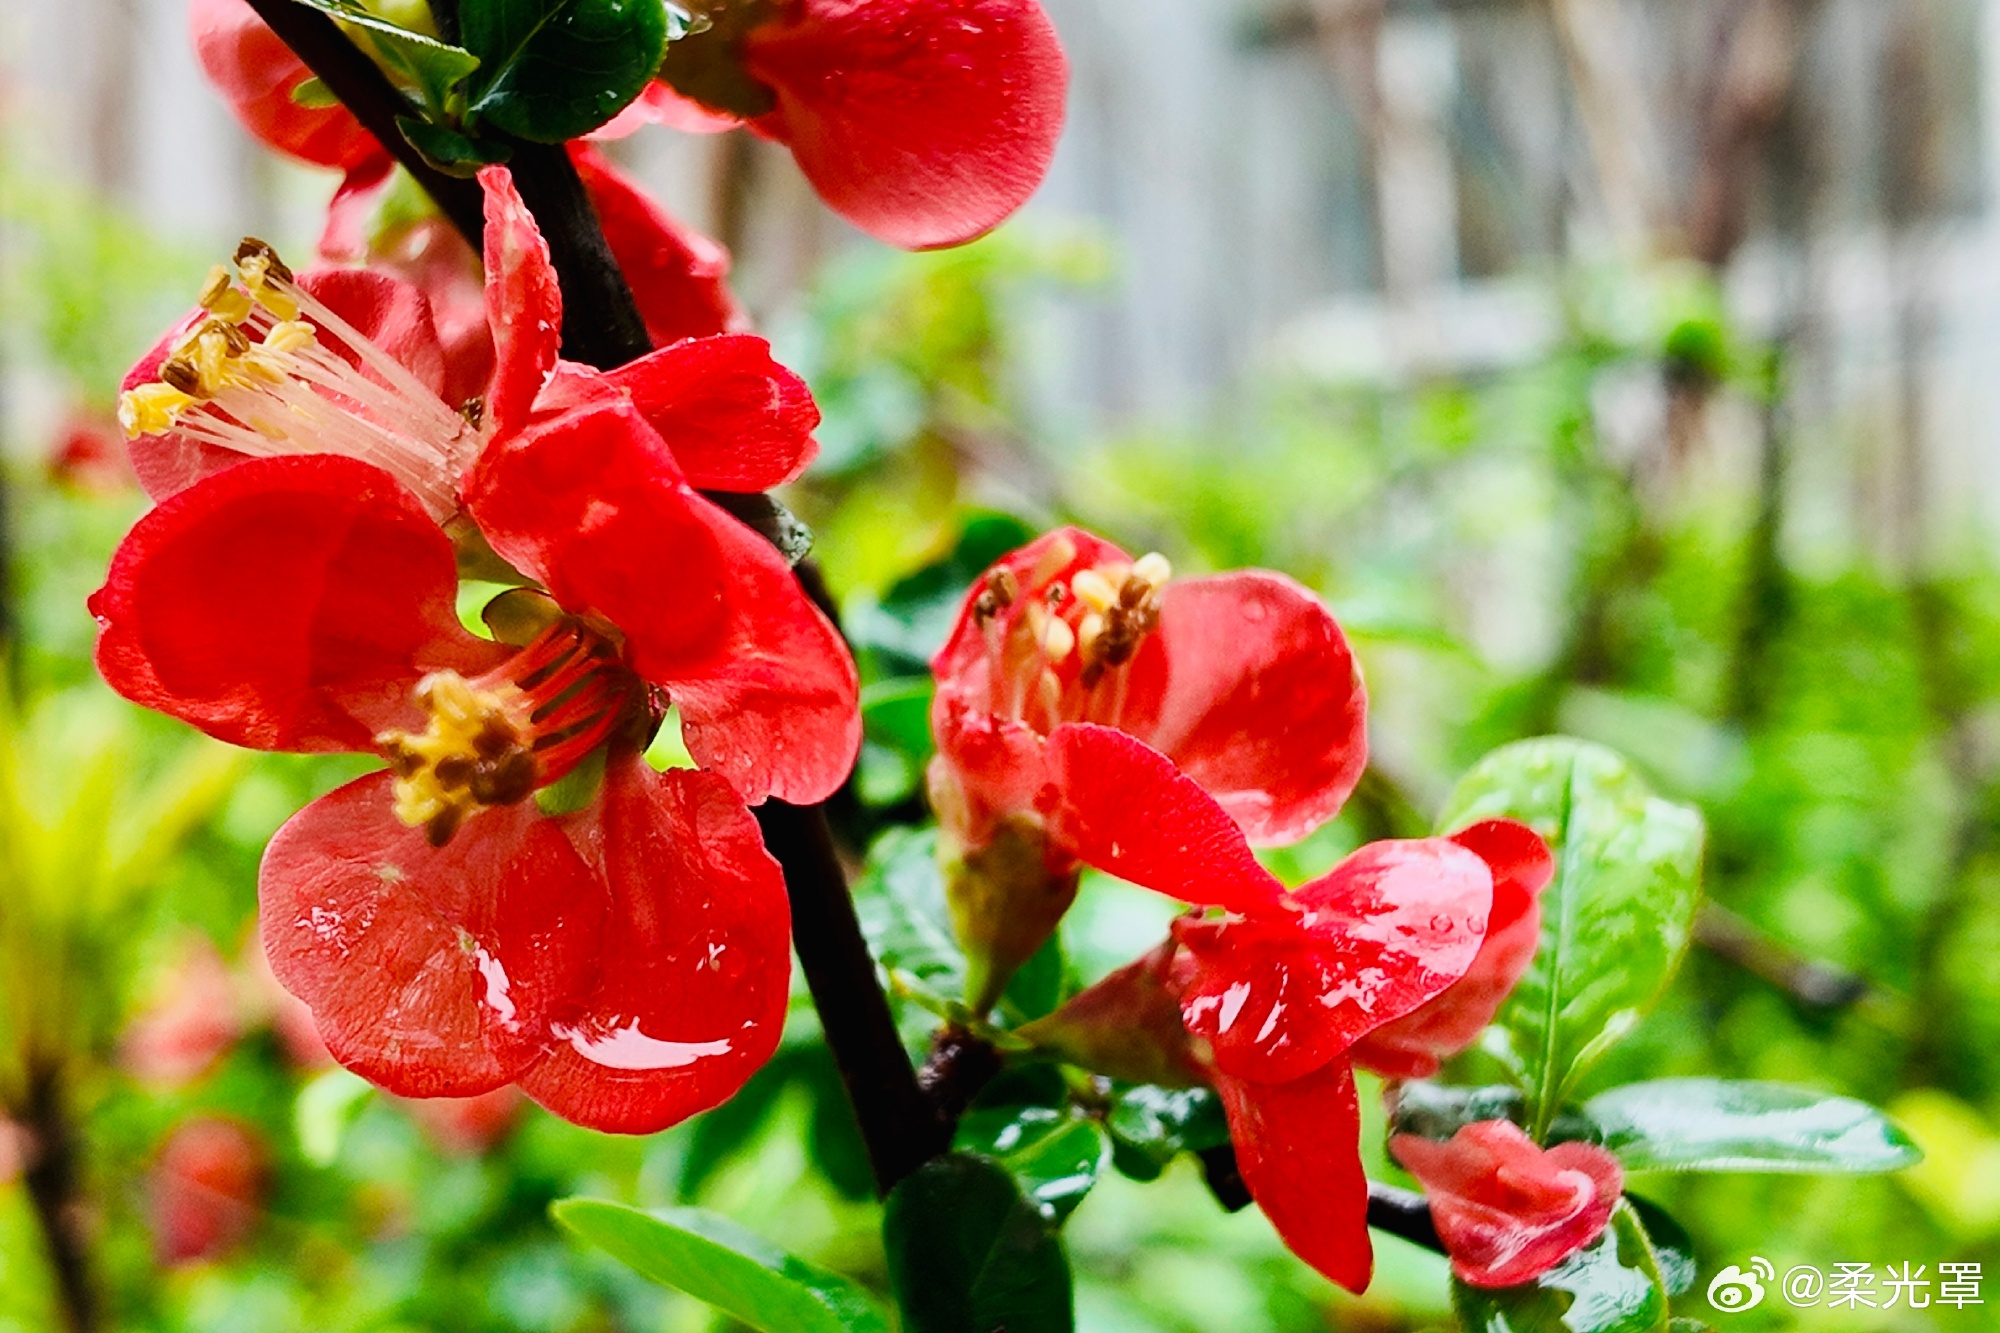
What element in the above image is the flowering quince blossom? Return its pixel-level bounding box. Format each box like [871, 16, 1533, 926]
[187, 0, 744, 349]
[630, 0, 1068, 249]
[94, 167, 858, 1133]
[927, 526, 1367, 1007]
[148, 1116, 270, 1266]
[1018, 728, 1553, 1291]
[1391, 1120, 1624, 1288]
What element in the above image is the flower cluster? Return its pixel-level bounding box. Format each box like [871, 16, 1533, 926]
[929, 529, 1623, 1291]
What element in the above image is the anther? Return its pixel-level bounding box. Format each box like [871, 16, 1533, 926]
[1070, 568, 1118, 614]
[234, 237, 293, 285]
[1041, 616, 1076, 662]
[159, 357, 205, 396]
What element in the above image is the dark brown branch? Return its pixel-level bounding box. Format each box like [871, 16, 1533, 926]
[758, 799, 948, 1191]
[238, 0, 484, 244]
[1366, 1181, 1443, 1253]
[22, 1066, 97, 1333]
[1694, 903, 1871, 1013]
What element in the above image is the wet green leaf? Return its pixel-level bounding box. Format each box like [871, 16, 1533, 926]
[1585, 1079, 1921, 1174]
[1440, 738, 1704, 1137]
[396, 116, 512, 175]
[852, 826, 964, 996]
[955, 1104, 1108, 1222]
[1105, 1085, 1229, 1180]
[1624, 1195, 1696, 1296]
[460, 0, 667, 142]
[290, 0, 480, 107]
[884, 1153, 1074, 1333]
[554, 1201, 889, 1333]
[1452, 1204, 1669, 1333]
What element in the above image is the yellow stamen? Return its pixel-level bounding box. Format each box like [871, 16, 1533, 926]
[377, 673, 538, 847]
[1041, 615, 1076, 662]
[118, 383, 194, 437]
[1070, 568, 1118, 614]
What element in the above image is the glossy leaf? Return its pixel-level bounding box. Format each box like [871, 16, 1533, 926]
[848, 512, 1040, 676]
[1106, 1085, 1230, 1181]
[955, 1105, 1109, 1222]
[460, 0, 668, 142]
[1451, 1204, 1669, 1333]
[1585, 1079, 1921, 1175]
[857, 678, 934, 806]
[1439, 738, 1704, 1136]
[1622, 1196, 1695, 1298]
[852, 826, 965, 997]
[553, 1200, 888, 1333]
[291, 0, 479, 108]
[884, 1153, 1074, 1333]
[397, 116, 511, 175]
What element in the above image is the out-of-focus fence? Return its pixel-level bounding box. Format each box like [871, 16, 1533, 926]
[5, 0, 2000, 560]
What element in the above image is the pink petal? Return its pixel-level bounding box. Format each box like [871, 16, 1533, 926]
[189, 0, 385, 171]
[517, 759, 791, 1133]
[259, 772, 610, 1097]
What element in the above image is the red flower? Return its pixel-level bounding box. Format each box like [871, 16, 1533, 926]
[926, 528, 1366, 1006]
[1349, 819, 1553, 1079]
[1391, 1120, 1624, 1288]
[642, 0, 1068, 249]
[148, 1116, 269, 1266]
[1020, 726, 1543, 1292]
[188, 0, 743, 344]
[121, 936, 244, 1086]
[95, 171, 856, 1132]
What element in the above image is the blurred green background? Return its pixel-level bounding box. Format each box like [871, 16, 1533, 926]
[7, 1, 2000, 1326]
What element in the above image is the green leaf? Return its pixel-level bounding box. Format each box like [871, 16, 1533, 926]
[848, 512, 1040, 676]
[289, 0, 480, 107]
[396, 116, 512, 175]
[1439, 738, 1704, 1137]
[853, 826, 964, 996]
[460, 0, 667, 142]
[1585, 1078, 1922, 1175]
[1451, 1203, 1669, 1333]
[1105, 1084, 1230, 1181]
[884, 1153, 1074, 1333]
[954, 1105, 1109, 1222]
[553, 1200, 889, 1333]
[1623, 1195, 1696, 1297]
[294, 1067, 374, 1167]
[857, 678, 934, 806]
[290, 76, 340, 108]
[1001, 933, 1065, 1023]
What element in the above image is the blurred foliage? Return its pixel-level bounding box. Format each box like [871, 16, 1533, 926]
[0, 155, 1995, 1331]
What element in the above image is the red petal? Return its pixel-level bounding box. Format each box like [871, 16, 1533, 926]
[318, 158, 396, 261]
[595, 80, 744, 138]
[190, 0, 386, 171]
[1044, 723, 1286, 912]
[1391, 1121, 1622, 1288]
[93, 455, 502, 751]
[1120, 572, 1367, 846]
[1218, 1062, 1372, 1293]
[517, 759, 790, 1133]
[743, 0, 1067, 249]
[476, 167, 562, 438]
[466, 399, 859, 804]
[259, 772, 610, 1097]
[604, 334, 818, 491]
[570, 144, 747, 348]
[926, 700, 1049, 851]
[148, 1117, 268, 1266]
[122, 268, 452, 502]
[1352, 821, 1552, 1079]
[1176, 838, 1492, 1083]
